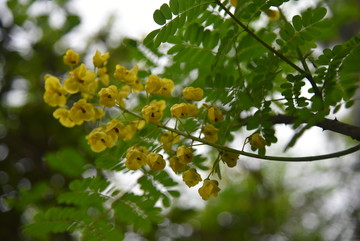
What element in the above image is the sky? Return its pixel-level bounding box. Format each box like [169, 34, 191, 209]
[68, 0, 167, 49]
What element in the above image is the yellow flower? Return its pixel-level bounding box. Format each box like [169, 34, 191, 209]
[86, 128, 115, 152]
[118, 85, 131, 99]
[63, 49, 79, 67]
[122, 120, 146, 141]
[105, 119, 126, 140]
[145, 75, 174, 97]
[221, 151, 239, 168]
[150, 100, 166, 111]
[130, 119, 146, 130]
[265, 9, 281, 21]
[160, 131, 180, 152]
[230, 0, 238, 7]
[43, 75, 67, 107]
[157, 78, 174, 97]
[97, 67, 109, 86]
[114, 64, 138, 85]
[131, 79, 144, 92]
[206, 105, 224, 123]
[202, 124, 219, 142]
[98, 85, 119, 107]
[128, 145, 148, 155]
[93, 107, 105, 121]
[141, 104, 163, 124]
[176, 145, 193, 164]
[122, 125, 137, 141]
[69, 99, 95, 124]
[53, 108, 75, 128]
[249, 133, 267, 149]
[170, 103, 199, 118]
[187, 104, 199, 117]
[170, 103, 187, 118]
[146, 153, 166, 171]
[182, 168, 202, 187]
[64, 64, 97, 94]
[182, 87, 204, 101]
[198, 180, 221, 200]
[169, 156, 187, 173]
[145, 75, 162, 94]
[125, 148, 147, 170]
[93, 50, 109, 67]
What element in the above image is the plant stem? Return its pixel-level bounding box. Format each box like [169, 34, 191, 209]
[120, 107, 360, 162]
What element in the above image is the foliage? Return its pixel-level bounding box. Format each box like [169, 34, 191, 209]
[2, 0, 360, 240]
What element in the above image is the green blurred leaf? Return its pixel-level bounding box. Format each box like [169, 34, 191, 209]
[153, 9, 166, 25]
[292, 15, 302, 31]
[45, 148, 86, 178]
[169, 0, 180, 15]
[160, 3, 172, 19]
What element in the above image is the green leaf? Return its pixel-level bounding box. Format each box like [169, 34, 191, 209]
[95, 153, 124, 171]
[280, 83, 292, 89]
[169, 0, 180, 15]
[143, 29, 160, 46]
[311, 7, 327, 22]
[160, 3, 172, 20]
[170, 16, 180, 35]
[284, 22, 295, 36]
[279, 29, 289, 40]
[292, 15, 302, 31]
[162, 194, 171, 207]
[153, 9, 166, 25]
[45, 148, 86, 178]
[168, 190, 181, 197]
[57, 191, 106, 207]
[345, 100, 354, 108]
[178, 0, 187, 12]
[153, 171, 178, 187]
[162, 21, 173, 43]
[323, 48, 333, 58]
[301, 10, 312, 27]
[154, 26, 167, 48]
[69, 177, 110, 192]
[167, 44, 185, 55]
[23, 207, 81, 239]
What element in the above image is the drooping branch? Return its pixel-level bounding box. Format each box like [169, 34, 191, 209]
[120, 106, 360, 162]
[268, 114, 360, 141]
[237, 114, 360, 141]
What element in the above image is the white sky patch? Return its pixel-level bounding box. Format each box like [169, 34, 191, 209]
[67, 0, 167, 50]
[4, 78, 29, 107]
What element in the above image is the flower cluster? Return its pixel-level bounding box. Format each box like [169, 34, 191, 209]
[44, 49, 267, 201]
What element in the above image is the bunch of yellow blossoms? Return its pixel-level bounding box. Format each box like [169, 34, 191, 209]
[44, 49, 267, 201]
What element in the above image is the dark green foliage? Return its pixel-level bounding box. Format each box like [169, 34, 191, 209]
[45, 148, 87, 178]
[277, 7, 331, 53]
[113, 192, 163, 233]
[23, 207, 82, 239]
[24, 176, 168, 239]
[153, 9, 166, 25]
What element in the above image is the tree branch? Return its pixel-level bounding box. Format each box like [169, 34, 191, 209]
[264, 114, 360, 141]
[120, 106, 360, 162]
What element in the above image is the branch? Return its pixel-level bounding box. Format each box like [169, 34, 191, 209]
[120, 107, 360, 162]
[268, 114, 360, 141]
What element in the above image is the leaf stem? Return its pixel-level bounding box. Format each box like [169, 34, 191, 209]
[214, 0, 322, 98]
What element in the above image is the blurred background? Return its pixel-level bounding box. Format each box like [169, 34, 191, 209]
[0, 0, 360, 240]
